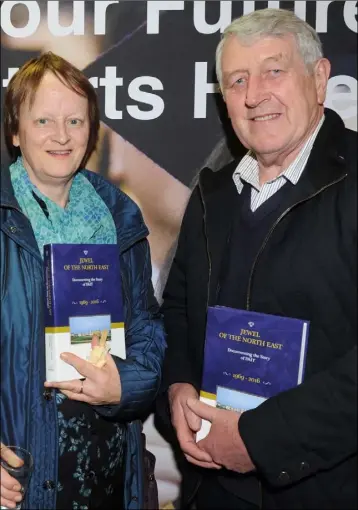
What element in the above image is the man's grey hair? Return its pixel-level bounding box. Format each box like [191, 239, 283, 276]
[216, 8, 323, 89]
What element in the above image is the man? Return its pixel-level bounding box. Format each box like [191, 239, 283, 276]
[159, 8, 357, 510]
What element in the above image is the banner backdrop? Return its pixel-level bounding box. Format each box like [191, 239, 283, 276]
[1, 1, 357, 506]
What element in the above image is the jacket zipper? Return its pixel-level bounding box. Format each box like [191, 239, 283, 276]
[181, 183, 217, 507]
[183, 183, 211, 506]
[198, 172, 346, 509]
[198, 182, 212, 315]
[246, 173, 347, 509]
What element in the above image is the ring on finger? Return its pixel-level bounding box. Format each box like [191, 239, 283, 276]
[79, 379, 85, 394]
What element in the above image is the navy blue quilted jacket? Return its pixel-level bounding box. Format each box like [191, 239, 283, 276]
[0, 167, 166, 509]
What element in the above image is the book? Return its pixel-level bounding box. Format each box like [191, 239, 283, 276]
[197, 306, 309, 441]
[44, 244, 126, 381]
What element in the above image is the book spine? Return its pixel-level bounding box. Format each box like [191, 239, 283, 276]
[44, 245, 55, 327]
[44, 246, 57, 379]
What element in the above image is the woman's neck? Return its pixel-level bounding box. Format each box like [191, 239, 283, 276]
[23, 164, 74, 208]
[35, 181, 72, 208]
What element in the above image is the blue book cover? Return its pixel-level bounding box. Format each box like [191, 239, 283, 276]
[44, 244, 125, 381]
[197, 306, 309, 440]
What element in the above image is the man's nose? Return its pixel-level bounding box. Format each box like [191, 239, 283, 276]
[245, 76, 270, 108]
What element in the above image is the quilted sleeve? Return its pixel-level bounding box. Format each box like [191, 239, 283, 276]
[95, 238, 166, 421]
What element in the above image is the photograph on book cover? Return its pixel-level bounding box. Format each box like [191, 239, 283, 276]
[216, 385, 266, 413]
[70, 314, 111, 345]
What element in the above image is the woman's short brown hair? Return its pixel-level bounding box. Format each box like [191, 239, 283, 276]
[3, 51, 100, 168]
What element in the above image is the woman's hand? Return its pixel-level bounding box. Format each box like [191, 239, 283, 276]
[44, 351, 122, 405]
[0, 443, 23, 509]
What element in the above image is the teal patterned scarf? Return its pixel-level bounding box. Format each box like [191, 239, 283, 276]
[10, 157, 117, 257]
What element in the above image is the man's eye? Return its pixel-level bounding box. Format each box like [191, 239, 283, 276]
[38, 118, 48, 125]
[69, 119, 81, 125]
[270, 69, 282, 75]
[234, 77, 245, 85]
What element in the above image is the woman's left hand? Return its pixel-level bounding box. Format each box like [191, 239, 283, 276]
[44, 352, 122, 405]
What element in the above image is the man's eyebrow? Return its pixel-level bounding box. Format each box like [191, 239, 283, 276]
[221, 52, 290, 84]
[224, 69, 246, 77]
[223, 53, 288, 76]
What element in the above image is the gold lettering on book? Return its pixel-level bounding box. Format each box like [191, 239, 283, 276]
[219, 330, 284, 350]
[240, 328, 260, 338]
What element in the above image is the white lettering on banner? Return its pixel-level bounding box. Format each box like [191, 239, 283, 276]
[267, 1, 281, 9]
[315, 1, 334, 34]
[127, 77, 165, 120]
[1, 1, 41, 38]
[146, 1, 185, 34]
[99, 66, 124, 120]
[88, 77, 99, 88]
[2, 68, 19, 87]
[82, 68, 164, 120]
[47, 1, 84, 36]
[193, 1, 232, 34]
[0, 0, 119, 37]
[2, 65, 357, 126]
[242, 1, 255, 15]
[344, 1, 358, 33]
[293, 1, 306, 21]
[94, 1, 119, 35]
[1, 1, 356, 37]
[325, 75, 358, 120]
[146, 0, 357, 35]
[194, 62, 219, 118]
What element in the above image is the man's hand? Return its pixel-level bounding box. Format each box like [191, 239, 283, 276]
[187, 398, 255, 473]
[44, 351, 121, 405]
[168, 383, 221, 469]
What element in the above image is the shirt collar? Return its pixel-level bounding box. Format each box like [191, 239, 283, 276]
[233, 115, 325, 193]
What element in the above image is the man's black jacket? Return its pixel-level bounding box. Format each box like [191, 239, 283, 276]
[158, 109, 357, 509]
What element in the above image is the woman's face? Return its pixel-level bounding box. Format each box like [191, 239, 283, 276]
[13, 72, 90, 185]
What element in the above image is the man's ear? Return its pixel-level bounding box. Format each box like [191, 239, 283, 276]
[314, 58, 331, 105]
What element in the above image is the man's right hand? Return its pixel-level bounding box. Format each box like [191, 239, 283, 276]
[168, 383, 221, 469]
[0, 443, 23, 509]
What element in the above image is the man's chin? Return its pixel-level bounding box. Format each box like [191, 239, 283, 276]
[251, 144, 286, 157]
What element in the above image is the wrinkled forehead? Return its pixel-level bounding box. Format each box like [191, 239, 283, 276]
[221, 32, 299, 66]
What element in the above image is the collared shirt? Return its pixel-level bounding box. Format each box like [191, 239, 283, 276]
[233, 116, 325, 211]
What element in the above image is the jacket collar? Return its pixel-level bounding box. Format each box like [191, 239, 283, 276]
[197, 108, 349, 304]
[81, 170, 148, 253]
[0, 161, 21, 210]
[198, 108, 348, 204]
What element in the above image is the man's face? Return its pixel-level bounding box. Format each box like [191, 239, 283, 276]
[221, 34, 329, 159]
[13, 72, 90, 185]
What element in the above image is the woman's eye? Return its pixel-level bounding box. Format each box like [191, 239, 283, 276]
[271, 69, 281, 75]
[69, 119, 81, 125]
[38, 118, 48, 125]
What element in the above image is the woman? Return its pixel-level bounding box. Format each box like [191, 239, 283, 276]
[0, 52, 166, 510]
